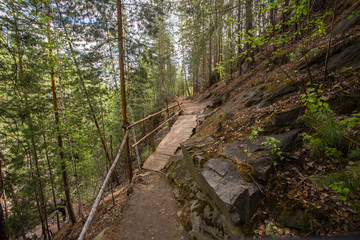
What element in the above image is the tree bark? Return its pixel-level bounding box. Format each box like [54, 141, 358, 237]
[42, 132, 60, 230]
[117, 0, 133, 182]
[324, 0, 338, 81]
[47, 19, 76, 225]
[245, 0, 253, 69]
[0, 202, 7, 240]
[0, 154, 8, 240]
[0, 153, 8, 220]
[27, 134, 50, 240]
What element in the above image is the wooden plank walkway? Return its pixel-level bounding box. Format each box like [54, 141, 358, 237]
[142, 115, 197, 171]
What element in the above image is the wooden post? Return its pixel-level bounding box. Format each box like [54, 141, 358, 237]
[166, 98, 170, 132]
[148, 118, 156, 152]
[177, 101, 184, 115]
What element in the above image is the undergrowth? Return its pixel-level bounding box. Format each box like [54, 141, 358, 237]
[301, 86, 360, 160]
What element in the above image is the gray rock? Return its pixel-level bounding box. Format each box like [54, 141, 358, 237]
[273, 107, 305, 126]
[305, 42, 360, 73]
[276, 209, 310, 231]
[191, 212, 204, 236]
[181, 145, 245, 239]
[268, 129, 302, 153]
[190, 200, 202, 212]
[224, 141, 272, 181]
[223, 129, 301, 181]
[223, 140, 242, 159]
[329, 95, 360, 114]
[203, 205, 212, 220]
[202, 158, 261, 224]
[245, 89, 265, 107]
[191, 212, 224, 240]
[249, 155, 274, 181]
[173, 187, 182, 201]
[259, 84, 296, 108]
[207, 98, 223, 109]
[200, 223, 224, 239]
[327, 42, 360, 71]
[333, 8, 360, 35]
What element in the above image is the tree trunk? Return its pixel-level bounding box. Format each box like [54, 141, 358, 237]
[208, 33, 213, 85]
[0, 154, 8, 240]
[0, 202, 7, 240]
[0, 154, 8, 219]
[282, 0, 289, 33]
[324, 0, 338, 81]
[117, 0, 133, 182]
[42, 132, 60, 230]
[27, 136, 50, 240]
[202, 14, 206, 89]
[47, 20, 76, 225]
[57, 56, 84, 223]
[245, 0, 253, 69]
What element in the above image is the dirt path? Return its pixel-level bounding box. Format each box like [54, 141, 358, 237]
[103, 99, 209, 240]
[106, 171, 188, 240]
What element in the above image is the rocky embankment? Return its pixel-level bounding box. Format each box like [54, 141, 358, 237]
[165, 9, 360, 238]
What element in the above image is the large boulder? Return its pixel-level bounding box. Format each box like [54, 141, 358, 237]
[224, 129, 302, 181]
[202, 158, 261, 224]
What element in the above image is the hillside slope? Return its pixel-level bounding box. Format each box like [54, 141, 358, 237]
[166, 2, 360, 239]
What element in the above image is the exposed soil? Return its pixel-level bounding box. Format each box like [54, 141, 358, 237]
[106, 171, 189, 240]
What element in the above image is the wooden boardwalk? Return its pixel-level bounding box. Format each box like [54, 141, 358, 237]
[142, 115, 197, 171]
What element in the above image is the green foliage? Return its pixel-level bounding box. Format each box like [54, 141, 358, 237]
[315, 165, 360, 193]
[348, 149, 360, 161]
[351, 200, 360, 213]
[215, 63, 229, 79]
[301, 86, 360, 160]
[142, 145, 153, 161]
[265, 221, 279, 238]
[249, 126, 263, 141]
[340, 113, 360, 128]
[300, 88, 330, 113]
[261, 137, 284, 165]
[220, 0, 330, 73]
[243, 149, 252, 157]
[324, 147, 343, 159]
[300, 87, 346, 158]
[329, 183, 351, 201]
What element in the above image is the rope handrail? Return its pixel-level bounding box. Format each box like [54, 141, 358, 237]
[78, 130, 130, 240]
[126, 102, 181, 129]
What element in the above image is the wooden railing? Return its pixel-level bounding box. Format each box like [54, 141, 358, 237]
[78, 101, 183, 240]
